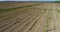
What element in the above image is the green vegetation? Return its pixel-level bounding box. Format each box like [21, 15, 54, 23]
[44, 9, 47, 11]
[45, 12, 50, 32]
[0, 4, 40, 13]
[0, 2, 15, 5]
[55, 1, 60, 3]
[45, 18, 49, 32]
[56, 10, 60, 13]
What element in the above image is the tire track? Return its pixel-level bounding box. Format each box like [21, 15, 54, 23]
[3, 14, 36, 32]
[0, 10, 32, 24]
[0, 8, 43, 31]
[0, 13, 33, 32]
[0, 10, 35, 31]
[26, 10, 48, 32]
[0, 13, 34, 32]
[0, 12, 32, 29]
[17, 14, 40, 32]
[17, 10, 46, 32]
[9, 10, 45, 32]
[0, 9, 40, 28]
[36, 10, 49, 32]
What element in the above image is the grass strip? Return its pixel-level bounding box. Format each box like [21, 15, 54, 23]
[0, 4, 40, 13]
[56, 10, 60, 13]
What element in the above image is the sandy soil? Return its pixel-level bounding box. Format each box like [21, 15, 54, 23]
[0, 2, 60, 32]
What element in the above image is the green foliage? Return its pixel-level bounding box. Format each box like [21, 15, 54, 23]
[56, 10, 60, 13]
[55, 1, 60, 3]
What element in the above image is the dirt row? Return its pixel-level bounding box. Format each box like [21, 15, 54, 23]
[0, 4, 47, 32]
[0, 3, 60, 32]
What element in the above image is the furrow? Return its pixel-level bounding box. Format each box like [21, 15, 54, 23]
[0, 13, 34, 32]
[17, 11, 45, 32]
[3, 14, 35, 32]
[0, 13, 32, 29]
[0, 10, 33, 24]
[26, 10, 47, 32]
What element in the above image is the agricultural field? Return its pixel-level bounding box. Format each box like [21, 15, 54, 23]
[0, 2, 60, 32]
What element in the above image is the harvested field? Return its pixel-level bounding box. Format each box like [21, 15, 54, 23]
[0, 2, 60, 32]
